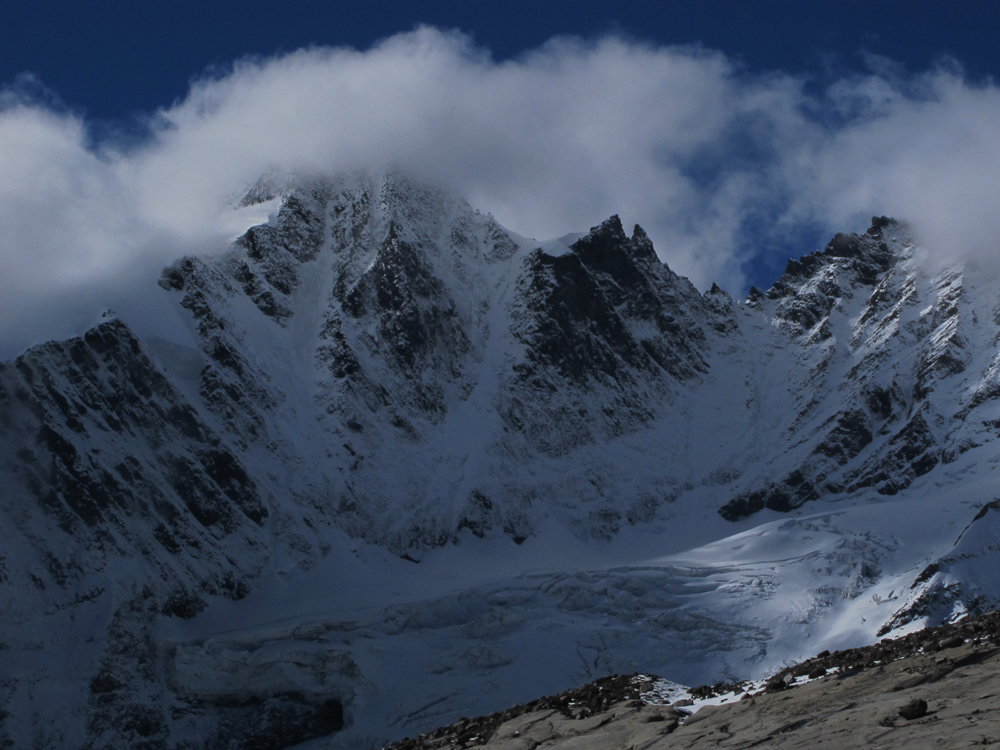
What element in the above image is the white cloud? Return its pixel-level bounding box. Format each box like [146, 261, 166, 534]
[785, 70, 1000, 270]
[1, 27, 1000, 355]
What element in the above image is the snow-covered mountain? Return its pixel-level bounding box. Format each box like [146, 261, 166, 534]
[4, 171, 1000, 749]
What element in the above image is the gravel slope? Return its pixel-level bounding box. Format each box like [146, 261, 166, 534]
[386, 609, 1000, 749]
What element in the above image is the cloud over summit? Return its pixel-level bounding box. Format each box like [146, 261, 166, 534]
[2, 26, 1000, 354]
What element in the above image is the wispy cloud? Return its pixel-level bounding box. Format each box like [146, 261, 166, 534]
[1, 27, 999, 355]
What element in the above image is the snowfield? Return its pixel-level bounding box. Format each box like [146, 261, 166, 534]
[152, 468, 1000, 748]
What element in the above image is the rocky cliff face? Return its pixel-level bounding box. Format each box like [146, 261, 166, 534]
[149, 173, 727, 555]
[4, 172, 1000, 748]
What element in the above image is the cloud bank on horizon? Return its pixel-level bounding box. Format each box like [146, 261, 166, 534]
[1, 26, 1000, 354]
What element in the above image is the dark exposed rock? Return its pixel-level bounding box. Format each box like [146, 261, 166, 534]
[719, 471, 823, 520]
[158, 258, 196, 292]
[455, 491, 499, 539]
[912, 562, 941, 588]
[89, 670, 124, 695]
[898, 697, 928, 720]
[504, 217, 710, 457]
[765, 219, 896, 335]
[813, 409, 873, 460]
[380, 674, 654, 750]
[343, 230, 469, 380]
[208, 694, 344, 750]
[516, 216, 707, 386]
[515, 248, 647, 384]
[772, 608, 999, 683]
[717, 489, 767, 521]
[161, 588, 207, 619]
[868, 215, 895, 235]
[2, 319, 269, 542]
[864, 385, 894, 420]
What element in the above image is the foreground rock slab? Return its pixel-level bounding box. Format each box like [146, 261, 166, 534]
[385, 612, 1000, 749]
[660, 642, 1000, 748]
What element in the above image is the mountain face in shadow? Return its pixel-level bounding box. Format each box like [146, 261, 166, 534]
[3, 172, 1000, 749]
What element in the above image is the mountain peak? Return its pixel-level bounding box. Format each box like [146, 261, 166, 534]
[7, 172, 1000, 750]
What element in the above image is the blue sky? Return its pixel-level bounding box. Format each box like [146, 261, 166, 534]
[2, 2, 1000, 354]
[4, 1, 998, 123]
